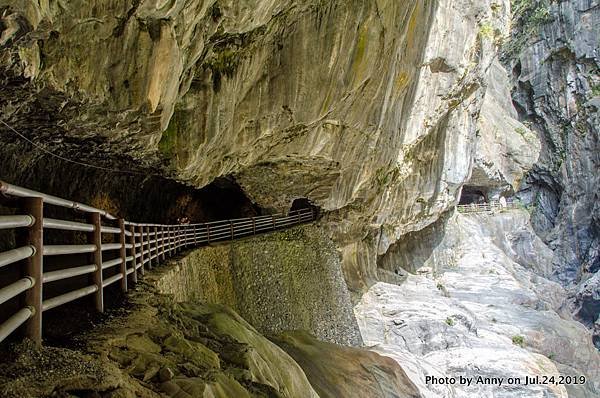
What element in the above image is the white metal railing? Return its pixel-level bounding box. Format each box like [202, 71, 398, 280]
[457, 200, 520, 214]
[0, 179, 316, 346]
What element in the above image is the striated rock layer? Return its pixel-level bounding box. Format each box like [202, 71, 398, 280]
[503, 0, 600, 344]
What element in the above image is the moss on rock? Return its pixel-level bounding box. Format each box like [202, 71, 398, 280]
[151, 225, 362, 346]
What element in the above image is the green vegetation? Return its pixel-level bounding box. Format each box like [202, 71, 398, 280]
[590, 84, 600, 97]
[514, 127, 528, 137]
[479, 23, 495, 40]
[158, 118, 178, 157]
[478, 21, 505, 46]
[374, 166, 401, 192]
[555, 148, 567, 170]
[437, 282, 445, 291]
[203, 27, 265, 91]
[445, 317, 455, 326]
[502, 0, 553, 59]
[491, 2, 502, 14]
[512, 335, 525, 347]
[375, 167, 392, 187]
[204, 47, 242, 91]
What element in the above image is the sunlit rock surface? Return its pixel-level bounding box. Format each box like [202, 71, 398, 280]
[356, 210, 600, 398]
[470, 60, 540, 197]
[273, 331, 421, 398]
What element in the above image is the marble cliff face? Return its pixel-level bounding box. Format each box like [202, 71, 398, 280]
[504, 0, 600, 341]
[1, 0, 541, 292]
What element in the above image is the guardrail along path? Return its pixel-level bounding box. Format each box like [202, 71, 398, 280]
[0, 180, 315, 345]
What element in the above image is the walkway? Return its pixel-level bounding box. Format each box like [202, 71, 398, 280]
[457, 200, 520, 214]
[0, 180, 315, 345]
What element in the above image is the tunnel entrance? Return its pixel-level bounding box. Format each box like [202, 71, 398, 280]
[180, 177, 262, 223]
[290, 198, 320, 218]
[459, 186, 488, 205]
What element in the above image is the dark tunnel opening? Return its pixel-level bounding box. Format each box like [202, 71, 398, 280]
[290, 197, 320, 218]
[459, 186, 488, 205]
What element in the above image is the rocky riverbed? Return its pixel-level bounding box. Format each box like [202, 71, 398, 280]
[356, 209, 600, 398]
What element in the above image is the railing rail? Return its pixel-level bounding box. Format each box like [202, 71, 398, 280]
[0, 180, 315, 345]
[456, 200, 520, 214]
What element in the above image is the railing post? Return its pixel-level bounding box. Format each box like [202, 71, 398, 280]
[173, 225, 177, 252]
[181, 225, 185, 249]
[206, 224, 211, 243]
[118, 219, 128, 293]
[252, 217, 256, 235]
[178, 225, 182, 251]
[160, 226, 165, 261]
[138, 226, 145, 275]
[174, 225, 178, 252]
[164, 226, 169, 256]
[230, 221, 234, 240]
[145, 226, 151, 269]
[154, 226, 159, 266]
[174, 225, 179, 252]
[21, 197, 43, 345]
[129, 225, 137, 283]
[165, 226, 169, 257]
[88, 212, 104, 313]
[272, 214, 276, 230]
[297, 211, 301, 224]
[193, 225, 197, 246]
[166, 226, 171, 256]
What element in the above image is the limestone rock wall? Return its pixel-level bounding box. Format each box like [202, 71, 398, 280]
[0, 0, 538, 292]
[503, 0, 600, 346]
[470, 59, 540, 198]
[151, 225, 362, 347]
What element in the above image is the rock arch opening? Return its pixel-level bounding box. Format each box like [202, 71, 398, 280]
[289, 198, 320, 218]
[459, 186, 488, 205]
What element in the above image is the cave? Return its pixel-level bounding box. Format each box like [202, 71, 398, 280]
[459, 186, 488, 205]
[289, 197, 320, 218]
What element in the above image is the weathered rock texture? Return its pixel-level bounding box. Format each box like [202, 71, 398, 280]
[0, 285, 414, 398]
[503, 0, 600, 345]
[469, 59, 540, 198]
[0, 0, 538, 293]
[273, 331, 421, 398]
[150, 225, 362, 347]
[356, 210, 600, 398]
[0, 291, 321, 398]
